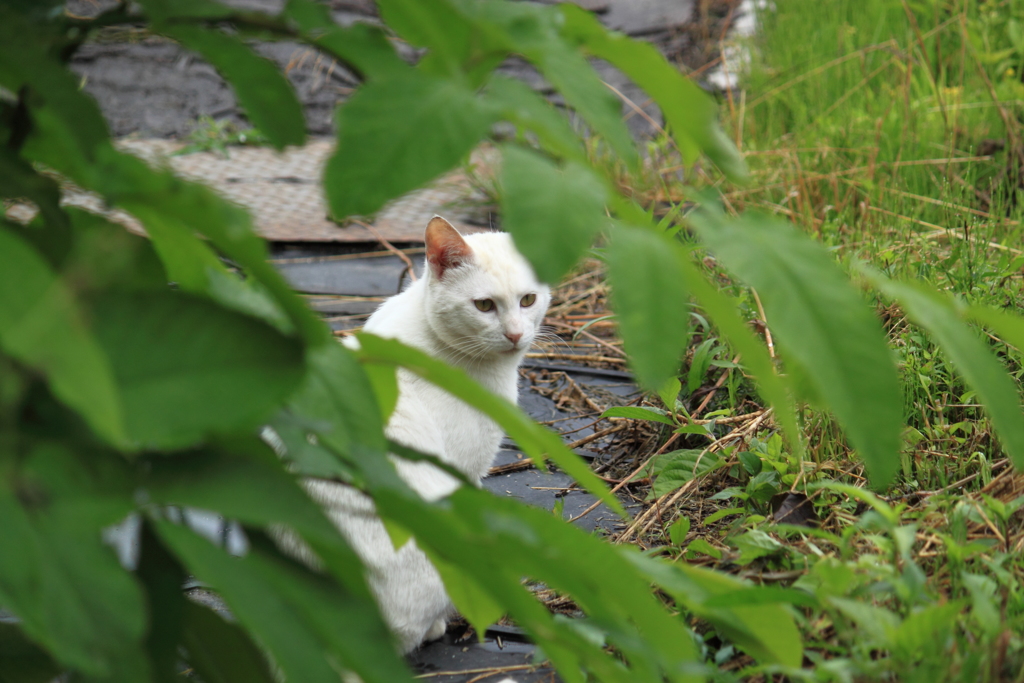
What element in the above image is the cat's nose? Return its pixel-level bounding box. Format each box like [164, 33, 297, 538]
[505, 331, 522, 346]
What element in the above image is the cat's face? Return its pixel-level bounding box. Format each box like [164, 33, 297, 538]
[424, 219, 550, 362]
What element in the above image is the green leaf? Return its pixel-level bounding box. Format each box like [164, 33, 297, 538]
[0, 622, 62, 683]
[691, 210, 902, 487]
[502, 146, 607, 284]
[142, 444, 342, 543]
[62, 208, 169, 294]
[647, 449, 722, 498]
[0, 11, 109, 158]
[687, 337, 718, 393]
[354, 334, 625, 516]
[893, 601, 963, 659]
[154, 521, 413, 683]
[529, 41, 636, 166]
[362, 360, 400, 423]
[668, 516, 691, 546]
[0, 148, 68, 234]
[862, 278, 1024, 471]
[136, 521, 187, 683]
[375, 485, 700, 683]
[0, 228, 125, 445]
[738, 451, 763, 476]
[962, 305, 1024, 469]
[429, 554, 504, 641]
[376, 0, 495, 78]
[677, 258, 803, 459]
[962, 573, 1001, 637]
[605, 224, 690, 389]
[730, 529, 785, 565]
[142, 436, 374, 596]
[482, 76, 586, 161]
[0, 459, 147, 680]
[444, 1, 637, 164]
[181, 601, 277, 683]
[325, 72, 495, 219]
[626, 553, 803, 668]
[266, 414, 355, 480]
[10, 51, 326, 349]
[657, 376, 681, 413]
[156, 24, 305, 150]
[288, 341, 389, 456]
[559, 5, 747, 181]
[686, 538, 722, 559]
[601, 406, 676, 426]
[829, 597, 900, 644]
[89, 291, 304, 448]
[284, 1, 411, 81]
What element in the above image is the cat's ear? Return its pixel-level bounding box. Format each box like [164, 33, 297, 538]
[425, 216, 472, 280]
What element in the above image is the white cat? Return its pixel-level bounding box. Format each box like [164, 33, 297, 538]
[304, 216, 551, 653]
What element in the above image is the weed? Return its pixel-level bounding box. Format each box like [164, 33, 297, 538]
[596, 0, 1024, 678]
[176, 114, 268, 156]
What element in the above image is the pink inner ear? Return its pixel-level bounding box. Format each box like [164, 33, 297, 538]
[425, 216, 472, 280]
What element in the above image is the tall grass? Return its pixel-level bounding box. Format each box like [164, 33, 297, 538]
[617, 4, 1024, 677]
[709, 0, 1024, 487]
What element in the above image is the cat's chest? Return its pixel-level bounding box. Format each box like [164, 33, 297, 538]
[394, 369, 514, 481]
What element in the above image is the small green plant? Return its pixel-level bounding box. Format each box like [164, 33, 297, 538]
[176, 114, 268, 155]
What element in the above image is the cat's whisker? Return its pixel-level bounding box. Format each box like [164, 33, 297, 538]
[532, 331, 570, 352]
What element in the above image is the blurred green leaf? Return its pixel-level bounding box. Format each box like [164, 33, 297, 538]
[691, 211, 902, 487]
[678, 259, 803, 459]
[288, 341, 389, 456]
[501, 146, 607, 284]
[355, 333, 625, 516]
[7, 45, 325, 349]
[310, 22, 412, 82]
[559, 4, 748, 181]
[0, 622, 62, 683]
[376, 0, 490, 77]
[628, 554, 803, 667]
[605, 224, 690, 390]
[0, 9, 109, 155]
[376, 485, 700, 683]
[142, 436, 373, 595]
[326, 72, 495, 219]
[0, 228, 124, 445]
[429, 554, 504, 641]
[283, 0, 411, 80]
[154, 521, 413, 683]
[155, 24, 305, 150]
[862, 277, 1024, 472]
[181, 601, 277, 683]
[89, 291, 304, 448]
[482, 76, 586, 161]
[136, 520, 187, 683]
[0, 469, 147, 680]
[0, 148, 68, 234]
[61, 209, 168, 294]
[963, 304, 1024, 469]
[893, 601, 963, 659]
[829, 597, 900, 644]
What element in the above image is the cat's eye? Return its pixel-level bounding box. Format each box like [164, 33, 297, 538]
[520, 293, 536, 308]
[474, 299, 495, 312]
